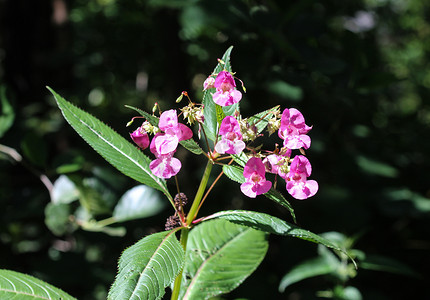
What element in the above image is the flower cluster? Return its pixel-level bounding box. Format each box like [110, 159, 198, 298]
[131, 109, 193, 179]
[130, 67, 318, 200]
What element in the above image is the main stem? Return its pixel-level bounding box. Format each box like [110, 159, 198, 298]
[170, 160, 213, 300]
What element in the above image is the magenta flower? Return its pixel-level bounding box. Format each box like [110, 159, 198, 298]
[278, 108, 312, 149]
[285, 155, 318, 200]
[214, 116, 245, 155]
[212, 71, 242, 106]
[203, 76, 215, 90]
[149, 133, 181, 179]
[130, 127, 149, 150]
[240, 157, 272, 198]
[262, 149, 291, 178]
[153, 109, 193, 155]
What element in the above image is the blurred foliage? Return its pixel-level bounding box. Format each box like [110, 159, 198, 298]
[1, 0, 429, 299]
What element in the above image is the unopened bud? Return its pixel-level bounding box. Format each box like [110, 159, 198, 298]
[176, 94, 183, 103]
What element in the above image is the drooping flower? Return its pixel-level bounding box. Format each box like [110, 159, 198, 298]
[278, 108, 312, 149]
[130, 126, 149, 150]
[240, 157, 272, 198]
[212, 71, 242, 106]
[285, 155, 318, 200]
[214, 116, 246, 155]
[153, 109, 193, 155]
[149, 133, 181, 179]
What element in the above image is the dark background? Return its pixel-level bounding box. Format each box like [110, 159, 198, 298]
[1, 0, 429, 299]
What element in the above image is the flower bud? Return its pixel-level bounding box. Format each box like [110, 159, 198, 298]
[130, 127, 150, 150]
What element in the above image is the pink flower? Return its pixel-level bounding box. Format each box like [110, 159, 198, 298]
[240, 157, 272, 198]
[154, 109, 193, 155]
[278, 108, 312, 149]
[285, 155, 318, 200]
[214, 116, 245, 155]
[203, 76, 215, 90]
[130, 127, 149, 150]
[212, 71, 242, 106]
[149, 133, 181, 179]
[262, 149, 291, 178]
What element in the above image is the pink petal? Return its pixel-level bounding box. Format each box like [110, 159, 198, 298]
[150, 156, 181, 179]
[290, 155, 312, 177]
[214, 71, 236, 89]
[154, 133, 179, 155]
[159, 109, 178, 131]
[176, 123, 193, 141]
[240, 181, 257, 198]
[243, 157, 266, 178]
[230, 89, 242, 104]
[214, 138, 229, 154]
[213, 90, 234, 106]
[130, 128, 149, 150]
[286, 179, 318, 200]
[219, 116, 241, 135]
[256, 180, 272, 195]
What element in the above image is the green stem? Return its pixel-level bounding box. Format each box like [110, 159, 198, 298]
[186, 160, 213, 225]
[171, 228, 189, 300]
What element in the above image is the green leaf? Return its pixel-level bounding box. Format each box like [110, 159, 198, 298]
[216, 104, 226, 126]
[180, 219, 268, 299]
[48, 87, 172, 202]
[248, 106, 280, 134]
[359, 254, 419, 278]
[222, 165, 296, 220]
[125, 105, 159, 126]
[179, 139, 204, 155]
[108, 230, 185, 300]
[51, 175, 79, 204]
[279, 256, 338, 292]
[202, 210, 346, 254]
[44, 202, 72, 236]
[0, 86, 14, 138]
[202, 46, 234, 141]
[113, 185, 166, 222]
[0, 269, 76, 299]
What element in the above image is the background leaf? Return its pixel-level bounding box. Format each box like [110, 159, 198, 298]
[48, 87, 172, 202]
[108, 230, 184, 300]
[0, 85, 14, 138]
[0, 269, 76, 299]
[113, 185, 166, 222]
[180, 219, 268, 300]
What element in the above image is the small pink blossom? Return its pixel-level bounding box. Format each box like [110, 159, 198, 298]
[262, 149, 291, 178]
[154, 109, 193, 155]
[212, 71, 242, 106]
[203, 76, 215, 90]
[149, 133, 181, 179]
[130, 127, 149, 150]
[214, 116, 245, 155]
[285, 155, 318, 200]
[278, 108, 312, 149]
[240, 157, 272, 198]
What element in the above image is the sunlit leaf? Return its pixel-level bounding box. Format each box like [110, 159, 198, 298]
[202, 210, 346, 254]
[51, 175, 79, 204]
[180, 219, 268, 299]
[113, 185, 166, 222]
[0, 269, 76, 299]
[108, 230, 185, 300]
[48, 87, 172, 202]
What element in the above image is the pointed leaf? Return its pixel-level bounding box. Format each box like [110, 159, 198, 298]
[223, 164, 296, 219]
[0, 269, 76, 299]
[125, 105, 159, 126]
[180, 219, 268, 300]
[113, 185, 166, 222]
[48, 87, 172, 202]
[179, 139, 204, 155]
[202, 46, 234, 141]
[108, 230, 185, 300]
[201, 210, 346, 254]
